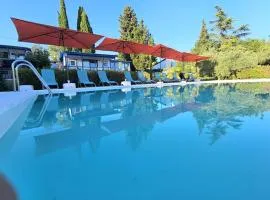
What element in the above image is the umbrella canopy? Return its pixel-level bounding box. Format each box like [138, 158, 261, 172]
[11, 18, 103, 49]
[149, 44, 184, 60]
[96, 37, 152, 54]
[172, 52, 209, 62]
[192, 55, 210, 62]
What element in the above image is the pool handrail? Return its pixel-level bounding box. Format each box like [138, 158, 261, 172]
[12, 60, 52, 93]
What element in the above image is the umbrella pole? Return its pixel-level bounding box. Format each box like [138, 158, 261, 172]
[65, 55, 71, 83]
[61, 33, 70, 83]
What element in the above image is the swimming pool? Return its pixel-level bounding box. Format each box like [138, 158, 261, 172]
[1, 83, 270, 200]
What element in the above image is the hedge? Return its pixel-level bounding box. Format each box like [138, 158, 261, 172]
[236, 65, 270, 79]
[0, 74, 7, 91]
[17, 69, 138, 89]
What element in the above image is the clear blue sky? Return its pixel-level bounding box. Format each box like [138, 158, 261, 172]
[1, 0, 270, 52]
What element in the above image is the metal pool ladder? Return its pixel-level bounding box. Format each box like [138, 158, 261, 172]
[11, 60, 52, 94]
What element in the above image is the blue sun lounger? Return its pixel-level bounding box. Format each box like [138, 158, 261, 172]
[41, 69, 59, 88]
[124, 71, 142, 85]
[77, 70, 96, 87]
[97, 71, 118, 86]
[137, 71, 156, 84]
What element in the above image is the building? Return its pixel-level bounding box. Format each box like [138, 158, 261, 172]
[0, 45, 31, 79]
[61, 51, 131, 71]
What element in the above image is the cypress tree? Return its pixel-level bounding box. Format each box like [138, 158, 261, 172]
[58, 0, 70, 51]
[193, 20, 210, 54]
[79, 9, 95, 53]
[58, 0, 69, 29]
[119, 6, 138, 63]
[77, 6, 83, 31]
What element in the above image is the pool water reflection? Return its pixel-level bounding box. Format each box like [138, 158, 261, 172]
[1, 83, 270, 200]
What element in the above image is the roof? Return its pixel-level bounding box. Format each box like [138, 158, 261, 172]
[61, 51, 117, 60]
[0, 44, 31, 51]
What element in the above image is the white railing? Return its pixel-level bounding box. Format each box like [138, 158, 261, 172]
[11, 60, 52, 93]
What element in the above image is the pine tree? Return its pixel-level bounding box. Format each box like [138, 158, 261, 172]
[131, 20, 156, 71]
[58, 0, 70, 51]
[210, 6, 250, 39]
[193, 20, 210, 54]
[118, 6, 138, 63]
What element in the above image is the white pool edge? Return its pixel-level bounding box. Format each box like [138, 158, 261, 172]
[2, 78, 270, 95]
[32, 78, 270, 95]
[0, 93, 37, 139]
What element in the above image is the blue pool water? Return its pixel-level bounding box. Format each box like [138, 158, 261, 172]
[1, 83, 270, 200]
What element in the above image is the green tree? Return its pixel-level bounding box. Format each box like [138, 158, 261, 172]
[131, 20, 156, 71]
[58, 0, 71, 51]
[79, 8, 95, 53]
[215, 46, 257, 79]
[210, 6, 250, 39]
[25, 46, 51, 69]
[58, 0, 69, 29]
[48, 45, 61, 62]
[193, 20, 210, 54]
[77, 6, 83, 31]
[119, 6, 138, 62]
[210, 6, 233, 38]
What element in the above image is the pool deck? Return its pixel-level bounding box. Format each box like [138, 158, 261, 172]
[0, 92, 37, 139]
[2, 78, 270, 95]
[28, 78, 270, 95]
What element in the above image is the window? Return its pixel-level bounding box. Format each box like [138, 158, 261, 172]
[10, 53, 17, 60]
[69, 60, 76, 67]
[0, 52, 9, 59]
[77, 60, 82, 67]
[90, 60, 98, 69]
[103, 61, 108, 67]
[83, 60, 90, 68]
[102, 60, 109, 70]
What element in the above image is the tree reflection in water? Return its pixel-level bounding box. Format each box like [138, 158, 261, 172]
[22, 83, 270, 154]
[193, 83, 270, 144]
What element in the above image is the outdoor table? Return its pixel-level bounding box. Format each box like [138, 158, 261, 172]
[19, 85, 34, 92]
[63, 82, 76, 89]
[121, 81, 131, 87]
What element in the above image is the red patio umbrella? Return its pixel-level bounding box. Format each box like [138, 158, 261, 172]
[96, 37, 153, 55]
[149, 44, 183, 60]
[148, 44, 184, 70]
[11, 18, 103, 49]
[171, 51, 209, 62]
[11, 17, 104, 82]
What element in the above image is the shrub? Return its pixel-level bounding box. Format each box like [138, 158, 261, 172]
[215, 47, 258, 79]
[25, 45, 51, 69]
[236, 66, 270, 79]
[0, 74, 7, 91]
[17, 69, 130, 89]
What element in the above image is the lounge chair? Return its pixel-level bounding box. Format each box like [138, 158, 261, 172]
[77, 70, 96, 87]
[97, 71, 118, 86]
[41, 69, 59, 88]
[153, 72, 163, 82]
[157, 73, 174, 83]
[187, 73, 195, 82]
[179, 72, 186, 81]
[137, 71, 156, 84]
[162, 73, 178, 83]
[124, 71, 142, 85]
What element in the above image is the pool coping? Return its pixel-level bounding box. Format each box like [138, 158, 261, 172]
[2, 78, 270, 95]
